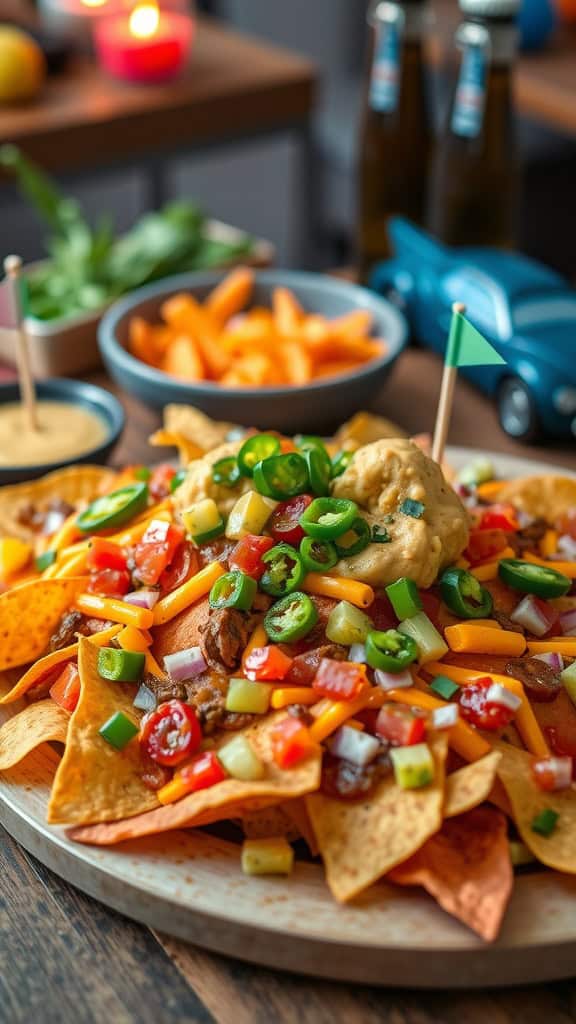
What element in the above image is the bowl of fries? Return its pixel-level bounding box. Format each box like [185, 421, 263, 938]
[98, 268, 408, 432]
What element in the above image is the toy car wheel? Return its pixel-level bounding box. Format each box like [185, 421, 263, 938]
[497, 377, 540, 442]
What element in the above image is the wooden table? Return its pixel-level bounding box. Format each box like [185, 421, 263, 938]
[2, 352, 575, 1023]
[0, 17, 316, 228]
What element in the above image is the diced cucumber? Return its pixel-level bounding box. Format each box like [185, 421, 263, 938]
[218, 734, 265, 781]
[225, 678, 271, 715]
[398, 612, 448, 663]
[182, 498, 224, 544]
[457, 458, 495, 487]
[326, 600, 372, 646]
[561, 660, 576, 707]
[390, 742, 434, 789]
[241, 837, 294, 876]
[225, 491, 277, 540]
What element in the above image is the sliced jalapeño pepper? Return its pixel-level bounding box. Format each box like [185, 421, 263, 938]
[300, 536, 338, 573]
[209, 570, 257, 610]
[253, 453, 309, 500]
[334, 517, 371, 557]
[294, 434, 328, 455]
[303, 447, 331, 497]
[365, 628, 418, 673]
[498, 559, 571, 599]
[440, 567, 494, 619]
[260, 543, 304, 597]
[97, 647, 146, 682]
[264, 591, 318, 643]
[238, 434, 281, 478]
[331, 450, 354, 479]
[299, 497, 357, 540]
[77, 483, 149, 533]
[170, 469, 187, 493]
[35, 549, 57, 572]
[212, 456, 241, 488]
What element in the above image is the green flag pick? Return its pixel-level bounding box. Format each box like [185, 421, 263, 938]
[432, 302, 506, 464]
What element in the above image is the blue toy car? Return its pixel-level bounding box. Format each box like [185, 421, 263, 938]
[370, 217, 576, 442]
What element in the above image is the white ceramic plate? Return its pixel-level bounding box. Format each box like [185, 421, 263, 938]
[1, 447, 575, 989]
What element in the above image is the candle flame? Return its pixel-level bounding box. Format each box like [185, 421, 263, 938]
[80, 0, 108, 7]
[129, 2, 160, 39]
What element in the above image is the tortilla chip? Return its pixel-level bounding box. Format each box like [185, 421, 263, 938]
[486, 476, 576, 523]
[47, 637, 159, 825]
[389, 807, 512, 942]
[163, 404, 235, 453]
[306, 734, 448, 903]
[0, 699, 69, 769]
[495, 739, 576, 874]
[333, 411, 407, 449]
[68, 712, 321, 845]
[148, 429, 204, 467]
[282, 797, 319, 855]
[0, 642, 78, 705]
[0, 578, 86, 671]
[240, 804, 302, 842]
[444, 750, 502, 818]
[0, 465, 116, 542]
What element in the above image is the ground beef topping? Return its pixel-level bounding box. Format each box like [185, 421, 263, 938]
[283, 643, 347, 687]
[17, 498, 75, 536]
[509, 518, 548, 556]
[199, 607, 262, 671]
[506, 657, 562, 702]
[48, 611, 113, 652]
[321, 750, 392, 800]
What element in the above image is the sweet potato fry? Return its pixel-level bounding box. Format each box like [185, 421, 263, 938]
[205, 267, 254, 326]
[162, 336, 204, 381]
[278, 341, 313, 385]
[273, 287, 304, 337]
[329, 309, 374, 339]
[161, 293, 229, 378]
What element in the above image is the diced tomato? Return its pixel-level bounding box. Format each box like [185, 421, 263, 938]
[375, 703, 425, 746]
[244, 645, 293, 682]
[279, 438, 297, 454]
[229, 534, 274, 579]
[458, 676, 515, 731]
[149, 463, 177, 501]
[133, 521, 185, 586]
[87, 568, 131, 597]
[544, 726, 576, 764]
[177, 750, 227, 791]
[87, 538, 128, 572]
[531, 755, 572, 792]
[465, 528, 508, 565]
[478, 504, 520, 533]
[312, 659, 367, 701]
[270, 494, 313, 546]
[140, 700, 202, 766]
[159, 540, 199, 594]
[49, 663, 81, 713]
[270, 715, 317, 768]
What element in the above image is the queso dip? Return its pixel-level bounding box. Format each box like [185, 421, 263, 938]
[0, 401, 108, 466]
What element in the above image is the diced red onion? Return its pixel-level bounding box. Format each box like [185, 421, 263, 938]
[559, 608, 576, 637]
[510, 595, 556, 637]
[557, 534, 576, 560]
[133, 683, 157, 713]
[432, 704, 460, 729]
[373, 668, 413, 692]
[349, 643, 367, 664]
[164, 646, 206, 681]
[533, 756, 573, 792]
[329, 725, 381, 766]
[486, 683, 522, 712]
[533, 651, 564, 672]
[43, 509, 68, 536]
[124, 589, 160, 609]
[516, 510, 535, 529]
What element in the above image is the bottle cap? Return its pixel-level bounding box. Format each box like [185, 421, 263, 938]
[458, 0, 520, 16]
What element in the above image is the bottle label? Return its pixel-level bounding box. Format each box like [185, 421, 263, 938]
[369, 10, 403, 113]
[451, 43, 487, 138]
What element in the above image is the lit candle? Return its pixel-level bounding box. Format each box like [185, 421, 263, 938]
[94, 1, 194, 83]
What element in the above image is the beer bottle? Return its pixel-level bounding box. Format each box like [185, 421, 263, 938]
[357, 0, 432, 284]
[428, 0, 520, 248]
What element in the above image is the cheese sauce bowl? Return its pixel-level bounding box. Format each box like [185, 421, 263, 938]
[98, 269, 408, 434]
[0, 378, 125, 484]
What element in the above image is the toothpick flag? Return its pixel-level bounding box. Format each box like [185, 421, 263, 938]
[432, 302, 505, 465]
[1, 256, 38, 432]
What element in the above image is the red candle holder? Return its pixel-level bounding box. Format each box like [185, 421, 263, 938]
[94, 2, 194, 83]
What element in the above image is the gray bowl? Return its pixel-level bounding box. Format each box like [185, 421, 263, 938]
[0, 378, 125, 484]
[98, 270, 408, 434]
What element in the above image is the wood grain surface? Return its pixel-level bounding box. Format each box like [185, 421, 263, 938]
[2, 354, 575, 1022]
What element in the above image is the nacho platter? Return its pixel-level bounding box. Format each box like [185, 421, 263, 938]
[1, 429, 576, 988]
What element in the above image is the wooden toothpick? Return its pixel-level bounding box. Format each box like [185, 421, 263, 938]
[4, 255, 38, 433]
[431, 302, 466, 465]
